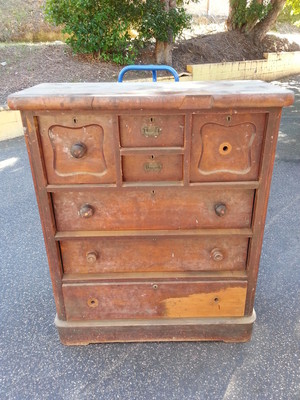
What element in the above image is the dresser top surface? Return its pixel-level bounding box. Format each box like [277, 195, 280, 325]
[8, 80, 294, 111]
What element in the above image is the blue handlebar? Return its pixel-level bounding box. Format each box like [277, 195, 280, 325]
[118, 65, 180, 82]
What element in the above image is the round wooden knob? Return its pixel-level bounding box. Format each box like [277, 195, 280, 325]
[79, 204, 94, 218]
[211, 248, 224, 262]
[86, 251, 98, 264]
[70, 142, 87, 158]
[215, 203, 226, 217]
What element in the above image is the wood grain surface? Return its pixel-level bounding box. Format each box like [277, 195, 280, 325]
[60, 236, 249, 273]
[53, 188, 254, 231]
[7, 81, 294, 111]
[191, 112, 266, 182]
[63, 280, 247, 320]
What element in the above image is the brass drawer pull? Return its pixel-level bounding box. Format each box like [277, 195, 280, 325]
[70, 142, 87, 158]
[141, 125, 162, 138]
[215, 203, 226, 217]
[143, 161, 163, 173]
[79, 204, 94, 218]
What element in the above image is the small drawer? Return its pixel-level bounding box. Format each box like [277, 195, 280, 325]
[38, 114, 117, 184]
[119, 115, 184, 147]
[190, 113, 266, 182]
[61, 236, 249, 274]
[53, 188, 254, 231]
[63, 281, 247, 320]
[122, 154, 183, 182]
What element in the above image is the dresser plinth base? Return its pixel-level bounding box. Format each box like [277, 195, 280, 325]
[55, 311, 256, 345]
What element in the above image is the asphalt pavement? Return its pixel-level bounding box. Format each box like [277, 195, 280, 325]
[0, 76, 299, 400]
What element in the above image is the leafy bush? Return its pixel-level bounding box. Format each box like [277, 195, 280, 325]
[278, 0, 300, 27]
[45, 0, 191, 64]
[229, 0, 272, 31]
[139, 0, 191, 43]
[45, 0, 140, 64]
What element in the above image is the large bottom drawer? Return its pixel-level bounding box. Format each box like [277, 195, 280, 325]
[61, 236, 249, 273]
[63, 281, 247, 321]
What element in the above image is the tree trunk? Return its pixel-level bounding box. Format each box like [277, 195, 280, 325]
[251, 0, 286, 44]
[155, 41, 173, 65]
[227, 1, 235, 31]
[155, 0, 176, 65]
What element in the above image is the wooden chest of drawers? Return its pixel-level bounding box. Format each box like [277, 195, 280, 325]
[8, 81, 293, 345]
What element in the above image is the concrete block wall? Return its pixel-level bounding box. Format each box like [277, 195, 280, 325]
[0, 107, 23, 141]
[187, 51, 300, 81]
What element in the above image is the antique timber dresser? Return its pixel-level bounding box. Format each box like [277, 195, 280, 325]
[8, 81, 293, 345]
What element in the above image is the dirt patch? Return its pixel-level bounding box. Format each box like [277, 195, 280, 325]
[1, 29, 300, 106]
[0, 0, 62, 42]
[172, 30, 300, 71]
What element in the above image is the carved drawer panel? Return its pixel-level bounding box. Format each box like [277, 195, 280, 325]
[119, 114, 185, 147]
[122, 154, 183, 182]
[38, 114, 117, 184]
[53, 188, 254, 231]
[63, 281, 247, 320]
[61, 236, 249, 274]
[190, 113, 266, 182]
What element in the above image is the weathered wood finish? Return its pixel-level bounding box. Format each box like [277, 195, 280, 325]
[119, 114, 185, 147]
[53, 188, 254, 231]
[122, 154, 183, 182]
[8, 81, 293, 344]
[7, 81, 294, 111]
[55, 312, 256, 344]
[38, 114, 117, 184]
[190, 112, 266, 182]
[60, 236, 249, 273]
[62, 281, 247, 320]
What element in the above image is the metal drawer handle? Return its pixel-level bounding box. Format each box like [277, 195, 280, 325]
[70, 142, 87, 158]
[79, 204, 94, 218]
[144, 161, 162, 173]
[142, 125, 162, 138]
[215, 203, 226, 217]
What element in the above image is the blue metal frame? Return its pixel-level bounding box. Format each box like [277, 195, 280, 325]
[118, 65, 180, 82]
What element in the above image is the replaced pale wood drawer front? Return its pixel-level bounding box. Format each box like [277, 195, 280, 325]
[38, 114, 117, 184]
[119, 115, 184, 147]
[53, 188, 254, 231]
[190, 113, 266, 182]
[61, 236, 249, 273]
[122, 154, 183, 182]
[63, 281, 247, 320]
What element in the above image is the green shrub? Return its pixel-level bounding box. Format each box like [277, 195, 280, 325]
[229, 0, 272, 31]
[45, 0, 191, 64]
[45, 0, 140, 64]
[139, 0, 191, 43]
[278, 0, 300, 27]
